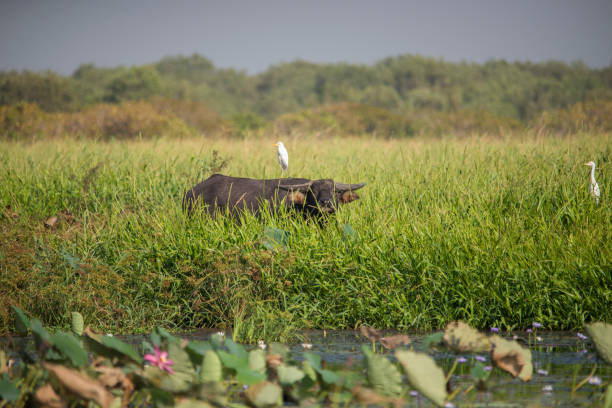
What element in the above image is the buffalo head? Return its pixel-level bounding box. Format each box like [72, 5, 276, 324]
[278, 179, 366, 215]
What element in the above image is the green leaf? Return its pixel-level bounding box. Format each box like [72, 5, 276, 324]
[421, 332, 444, 350]
[175, 399, 215, 408]
[150, 388, 174, 408]
[209, 333, 225, 349]
[101, 335, 143, 364]
[302, 352, 338, 384]
[470, 363, 491, 380]
[277, 365, 305, 386]
[224, 339, 248, 360]
[442, 321, 491, 353]
[362, 345, 402, 397]
[248, 349, 267, 374]
[0, 379, 20, 402]
[302, 360, 317, 382]
[217, 350, 248, 370]
[50, 332, 88, 366]
[154, 327, 181, 345]
[185, 340, 211, 365]
[604, 384, 612, 408]
[267, 343, 289, 360]
[30, 319, 51, 347]
[168, 342, 196, 374]
[71, 311, 84, 336]
[341, 223, 357, 240]
[302, 352, 321, 370]
[143, 365, 192, 394]
[319, 369, 339, 385]
[236, 367, 267, 385]
[200, 350, 223, 383]
[262, 227, 289, 250]
[396, 350, 448, 407]
[585, 322, 612, 365]
[11, 306, 30, 336]
[245, 381, 282, 408]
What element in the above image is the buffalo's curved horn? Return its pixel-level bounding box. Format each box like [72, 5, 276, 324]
[334, 182, 366, 191]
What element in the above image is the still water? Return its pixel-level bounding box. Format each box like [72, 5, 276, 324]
[3, 329, 609, 406]
[188, 329, 608, 407]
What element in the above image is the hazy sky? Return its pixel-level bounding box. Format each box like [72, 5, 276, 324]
[1, 0, 611, 75]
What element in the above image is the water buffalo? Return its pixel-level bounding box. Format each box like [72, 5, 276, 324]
[183, 174, 366, 218]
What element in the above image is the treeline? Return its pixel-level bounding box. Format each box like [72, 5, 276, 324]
[2, 54, 612, 121]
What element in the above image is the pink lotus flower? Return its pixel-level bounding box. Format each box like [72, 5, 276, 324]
[144, 346, 175, 374]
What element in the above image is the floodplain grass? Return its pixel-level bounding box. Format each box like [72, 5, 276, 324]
[0, 133, 611, 340]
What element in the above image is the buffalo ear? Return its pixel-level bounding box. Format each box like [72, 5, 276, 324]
[340, 191, 360, 204]
[288, 191, 306, 205]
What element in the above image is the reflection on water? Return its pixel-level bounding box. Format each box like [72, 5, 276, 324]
[3, 329, 609, 406]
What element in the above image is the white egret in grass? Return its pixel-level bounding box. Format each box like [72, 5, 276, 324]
[584, 161, 600, 204]
[274, 141, 289, 174]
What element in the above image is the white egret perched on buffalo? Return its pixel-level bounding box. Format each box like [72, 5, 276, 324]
[275, 141, 289, 174]
[584, 161, 600, 204]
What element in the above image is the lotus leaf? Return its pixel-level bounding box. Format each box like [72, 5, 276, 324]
[490, 335, 532, 381]
[245, 381, 282, 408]
[200, 350, 222, 382]
[442, 321, 491, 353]
[277, 365, 305, 385]
[362, 345, 402, 397]
[396, 350, 448, 407]
[248, 349, 267, 374]
[585, 322, 612, 365]
[236, 367, 267, 385]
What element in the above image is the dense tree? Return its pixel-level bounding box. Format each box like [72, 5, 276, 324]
[1, 53, 611, 122]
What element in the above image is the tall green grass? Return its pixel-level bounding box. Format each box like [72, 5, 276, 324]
[1, 134, 610, 338]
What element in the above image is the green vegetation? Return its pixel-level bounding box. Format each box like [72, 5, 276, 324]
[2, 308, 610, 407]
[2, 54, 612, 120]
[1, 134, 610, 336]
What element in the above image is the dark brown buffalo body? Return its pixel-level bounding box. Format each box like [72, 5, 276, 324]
[183, 174, 365, 218]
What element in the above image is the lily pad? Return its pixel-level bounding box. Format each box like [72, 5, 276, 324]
[200, 350, 222, 383]
[303, 352, 338, 384]
[396, 350, 448, 407]
[245, 381, 282, 408]
[585, 322, 612, 364]
[362, 345, 402, 397]
[248, 349, 267, 374]
[236, 367, 267, 385]
[490, 335, 532, 381]
[277, 365, 305, 386]
[442, 321, 491, 353]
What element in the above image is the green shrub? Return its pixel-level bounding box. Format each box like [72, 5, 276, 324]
[0, 102, 49, 140]
[406, 109, 524, 137]
[274, 103, 408, 138]
[531, 100, 612, 134]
